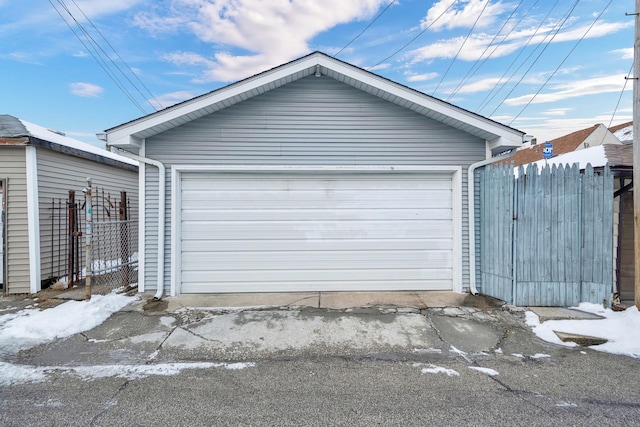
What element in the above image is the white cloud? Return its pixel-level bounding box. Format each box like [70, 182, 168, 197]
[422, 0, 509, 32]
[69, 82, 104, 97]
[407, 20, 630, 64]
[405, 72, 438, 82]
[541, 108, 572, 116]
[611, 47, 633, 60]
[503, 74, 630, 106]
[138, 0, 387, 82]
[447, 76, 503, 94]
[154, 91, 197, 108]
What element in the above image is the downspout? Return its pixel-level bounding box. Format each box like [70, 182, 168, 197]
[108, 145, 166, 300]
[468, 148, 517, 295]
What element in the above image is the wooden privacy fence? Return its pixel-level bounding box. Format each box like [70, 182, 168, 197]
[478, 163, 613, 307]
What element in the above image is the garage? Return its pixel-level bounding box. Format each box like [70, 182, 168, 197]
[106, 52, 525, 297]
[177, 169, 459, 293]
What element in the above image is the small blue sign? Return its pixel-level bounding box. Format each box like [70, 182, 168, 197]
[542, 141, 553, 159]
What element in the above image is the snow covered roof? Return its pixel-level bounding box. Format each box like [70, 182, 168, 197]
[515, 143, 632, 176]
[0, 114, 137, 167]
[609, 121, 633, 144]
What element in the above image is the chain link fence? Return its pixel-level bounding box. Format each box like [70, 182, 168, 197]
[48, 184, 138, 297]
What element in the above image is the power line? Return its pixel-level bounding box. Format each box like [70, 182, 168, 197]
[608, 62, 634, 128]
[446, 0, 531, 102]
[486, 0, 579, 117]
[56, 0, 157, 112]
[67, 0, 163, 110]
[334, 0, 397, 58]
[48, 0, 148, 114]
[508, 0, 613, 125]
[367, 0, 458, 70]
[476, 0, 561, 113]
[431, 0, 491, 96]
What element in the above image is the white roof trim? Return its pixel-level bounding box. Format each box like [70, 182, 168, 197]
[106, 52, 523, 150]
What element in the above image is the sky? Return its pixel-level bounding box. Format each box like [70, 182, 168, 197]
[0, 0, 635, 148]
[0, 293, 638, 385]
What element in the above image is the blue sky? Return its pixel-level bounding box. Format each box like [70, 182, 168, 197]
[1, 0, 634, 147]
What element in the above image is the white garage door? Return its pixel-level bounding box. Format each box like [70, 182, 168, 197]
[179, 172, 455, 293]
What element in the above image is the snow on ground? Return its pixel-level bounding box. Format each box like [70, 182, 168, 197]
[0, 293, 256, 385]
[526, 303, 640, 358]
[0, 361, 256, 386]
[0, 294, 134, 356]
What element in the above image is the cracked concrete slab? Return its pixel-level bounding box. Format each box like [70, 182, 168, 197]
[159, 310, 442, 361]
[428, 314, 505, 354]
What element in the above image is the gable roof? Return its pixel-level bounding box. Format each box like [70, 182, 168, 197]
[0, 114, 137, 169]
[105, 51, 524, 154]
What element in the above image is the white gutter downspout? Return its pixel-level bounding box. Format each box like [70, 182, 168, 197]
[468, 148, 517, 295]
[108, 146, 166, 300]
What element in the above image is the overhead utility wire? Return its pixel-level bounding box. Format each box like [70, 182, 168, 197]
[334, 0, 397, 58]
[48, 0, 148, 114]
[55, 0, 155, 113]
[432, 0, 491, 96]
[508, 0, 612, 125]
[477, 0, 560, 113]
[68, 0, 163, 110]
[608, 62, 634, 128]
[367, 0, 458, 70]
[484, 0, 577, 116]
[446, 0, 531, 102]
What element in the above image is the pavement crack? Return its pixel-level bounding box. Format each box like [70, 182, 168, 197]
[89, 379, 130, 426]
[423, 311, 447, 347]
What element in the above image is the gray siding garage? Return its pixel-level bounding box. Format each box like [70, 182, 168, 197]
[105, 52, 524, 297]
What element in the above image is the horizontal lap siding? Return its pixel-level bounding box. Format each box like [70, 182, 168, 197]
[0, 148, 30, 293]
[145, 76, 486, 293]
[36, 149, 138, 284]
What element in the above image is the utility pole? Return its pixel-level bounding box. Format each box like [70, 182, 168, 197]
[634, 0, 640, 310]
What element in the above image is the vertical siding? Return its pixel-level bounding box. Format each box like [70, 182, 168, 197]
[0, 148, 30, 293]
[36, 148, 138, 284]
[144, 76, 486, 293]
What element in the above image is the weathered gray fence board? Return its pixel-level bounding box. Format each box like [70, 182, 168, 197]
[479, 162, 613, 307]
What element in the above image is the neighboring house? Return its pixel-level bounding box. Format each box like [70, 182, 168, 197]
[501, 122, 634, 304]
[503, 122, 624, 168]
[104, 51, 525, 298]
[0, 115, 138, 294]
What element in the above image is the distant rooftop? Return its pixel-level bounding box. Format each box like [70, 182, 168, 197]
[0, 114, 137, 167]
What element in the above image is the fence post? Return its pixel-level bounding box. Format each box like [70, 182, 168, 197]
[67, 191, 75, 288]
[119, 191, 130, 288]
[84, 178, 93, 300]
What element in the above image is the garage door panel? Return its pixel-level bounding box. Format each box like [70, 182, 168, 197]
[181, 175, 454, 191]
[181, 279, 453, 293]
[181, 208, 452, 222]
[182, 267, 452, 283]
[181, 238, 453, 252]
[181, 192, 452, 210]
[179, 172, 456, 293]
[182, 250, 453, 270]
[182, 219, 452, 237]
